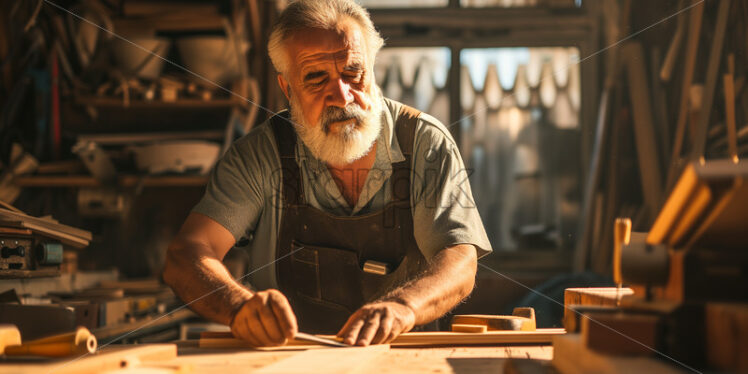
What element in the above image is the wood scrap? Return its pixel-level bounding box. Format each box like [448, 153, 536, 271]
[691, 0, 732, 160]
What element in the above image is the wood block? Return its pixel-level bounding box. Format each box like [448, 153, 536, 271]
[553, 334, 687, 374]
[0, 324, 21, 354]
[581, 312, 661, 356]
[451, 324, 488, 333]
[563, 288, 634, 322]
[705, 303, 748, 372]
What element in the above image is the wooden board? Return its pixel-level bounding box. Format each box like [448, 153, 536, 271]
[564, 288, 634, 324]
[389, 329, 565, 347]
[253, 344, 389, 374]
[0, 344, 176, 374]
[200, 329, 565, 349]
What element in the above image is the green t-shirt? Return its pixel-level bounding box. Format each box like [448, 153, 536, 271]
[193, 97, 492, 290]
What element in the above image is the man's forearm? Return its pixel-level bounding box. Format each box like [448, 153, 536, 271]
[382, 244, 477, 325]
[163, 242, 253, 325]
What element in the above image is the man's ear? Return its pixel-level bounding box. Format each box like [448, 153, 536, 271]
[277, 74, 291, 100]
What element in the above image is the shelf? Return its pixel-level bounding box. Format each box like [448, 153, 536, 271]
[15, 175, 209, 188]
[74, 96, 246, 109]
[93, 308, 197, 344]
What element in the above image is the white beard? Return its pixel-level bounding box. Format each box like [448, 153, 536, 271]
[289, 91, 382, 167]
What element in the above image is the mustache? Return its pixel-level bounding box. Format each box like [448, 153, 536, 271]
[320, 104, 367, 132]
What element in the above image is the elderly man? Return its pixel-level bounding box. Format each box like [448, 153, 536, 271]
[163, 0, 491, 347]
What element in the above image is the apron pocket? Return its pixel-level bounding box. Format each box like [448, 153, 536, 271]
[289, 243, 322, 300]
[361, 256, 408, 302]
[291, 241, 363, 310]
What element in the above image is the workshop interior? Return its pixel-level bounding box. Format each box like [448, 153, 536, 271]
[0, 0, 746, 373]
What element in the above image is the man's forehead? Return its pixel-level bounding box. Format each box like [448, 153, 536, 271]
[286, 19, 367, 64]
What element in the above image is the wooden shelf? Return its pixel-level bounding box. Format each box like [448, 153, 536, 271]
[15, 175, 209, 188]
[74, 96, 246, 109]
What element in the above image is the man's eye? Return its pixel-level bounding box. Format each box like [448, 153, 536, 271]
[307, 78, 327, 87]
[344, 72, 363, 82]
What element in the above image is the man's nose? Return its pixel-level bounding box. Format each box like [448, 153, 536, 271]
[327, 77, 354, 108]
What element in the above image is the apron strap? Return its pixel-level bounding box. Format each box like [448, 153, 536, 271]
[392, 104, 421, 203]
[269, 111, 305, 206]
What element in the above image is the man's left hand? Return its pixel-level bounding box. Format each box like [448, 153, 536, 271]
[337, 301, 415, 346]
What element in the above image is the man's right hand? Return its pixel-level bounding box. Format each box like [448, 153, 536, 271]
[230, 289, 298, 346]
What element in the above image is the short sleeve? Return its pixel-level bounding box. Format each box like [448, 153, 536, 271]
[192, 129, 272, 242]
[410, 114, 493, 260]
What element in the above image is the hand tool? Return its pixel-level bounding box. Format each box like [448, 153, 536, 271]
[294, 332, 349, 347]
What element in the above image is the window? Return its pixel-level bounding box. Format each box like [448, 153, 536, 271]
[370, 4, 595, 256]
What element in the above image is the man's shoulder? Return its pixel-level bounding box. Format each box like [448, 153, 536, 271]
[225, 114, 283, 167]
[383, 97, 458, 149]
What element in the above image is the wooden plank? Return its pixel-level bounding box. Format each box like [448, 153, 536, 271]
[660, 0, 687, 82]
[724, 73, 738, 161]
[253, 344, 389, 374]
[623, 42, 663, 219]
[389, 329, 565, 347]
[552, 334, 687, 374]
[0, 344, 176, 374]
[200, 329, 565, 349]
[667, 0, 704, 190]
[0, 209, 91, 241]
[575, 88, 610, 271]
[691, 0, 732, 160]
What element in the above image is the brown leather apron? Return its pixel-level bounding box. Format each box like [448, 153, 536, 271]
[271, 105, 427, 334]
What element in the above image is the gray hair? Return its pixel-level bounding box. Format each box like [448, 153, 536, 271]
[267, 0, 384, 75]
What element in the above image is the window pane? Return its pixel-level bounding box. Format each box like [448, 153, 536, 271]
[461, 0, 582, 7]
[356, 0, 448, 8]
[459, 47, 581, 251]
[374, 47, 451, 125]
